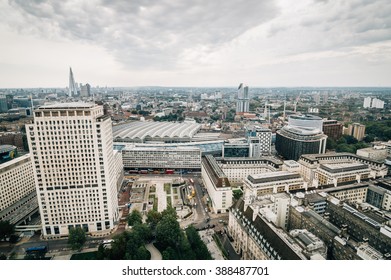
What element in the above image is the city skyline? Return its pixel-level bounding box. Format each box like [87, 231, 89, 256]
[0, 0, 390, 88]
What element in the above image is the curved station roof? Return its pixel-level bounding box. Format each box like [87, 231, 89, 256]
[113, 121, 201, 142]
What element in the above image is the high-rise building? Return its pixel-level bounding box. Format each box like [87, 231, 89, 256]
[363, 97, 372, 108]
[0, 94, 8, 113]
[275, 126, 327, 161]
[68, 67, 78, 97]
[80, 83, 91, 97]
[276, 114, 327, 160]
[26, 103, 121, 237]
[322, 119, 343, 140]
[372, 98, 385, 109]
[345, 123, 366, 141]
[236, 83, 249, 113]
[246, 126, 272, 156]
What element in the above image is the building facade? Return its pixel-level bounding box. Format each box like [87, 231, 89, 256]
[0, 154, 38, 224]
[201, 155, 232, 213]
[216, 157, 282, 185]
[121, 145, 201, 170]
[345, 123, 366, 141]
[26, 103, 121, 237]
[236, 83, 250, 113]
[298, 153, 387, 187]
[322, 120, 343, 141]
[243, 171, 307, 204]
[314, 162, 371, 188]
[275, 126, 327, 161]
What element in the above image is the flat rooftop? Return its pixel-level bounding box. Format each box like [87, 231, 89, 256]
[248, 171, 301, 184]
[320, 162, 369, 173]
[38, 102, 96, 109]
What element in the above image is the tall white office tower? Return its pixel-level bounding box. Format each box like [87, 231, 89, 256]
[68, 67, 78, 97]
[236, 83, 250, 113]
[26, 103, 120, 237]
[363, 97, 372, 108]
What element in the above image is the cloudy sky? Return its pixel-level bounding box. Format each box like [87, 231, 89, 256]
[0, 0, 390, 88]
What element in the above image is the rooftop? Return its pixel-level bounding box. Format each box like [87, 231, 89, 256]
[320, 162, 369, 173]
[113, 121, 201, 141]
[38, 102, 96, 109]
[247, 171, 302, 184]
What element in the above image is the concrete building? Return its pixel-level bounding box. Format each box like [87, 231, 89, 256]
[324, 183, 369, 204]
[121, 145, 201, 170]
[298, 153, 387, 187]
[246, 126, 272, 156]
[216, 157, 282, 185]
[243, 171, 307, 204]
[314, 162, 371, 188]
[0, 154, 38, 224]
[356, 146, 388, 161]
[0, 94, 8, 113]
[26, 103, 121, 237]
[80, 83, 91, 97]
[326, 201, 391, 256]
[363, 97, 372, 108]
[372, 98, 385, 109]
[0, 132, 24, 150]
[275, 126, 327, 161]
[201, 155, 232, 214]
[322, 120, 343, 141]
[229, 198, 321, 260]
[345, 123, 366, 141]
[236, 83, 250, 114]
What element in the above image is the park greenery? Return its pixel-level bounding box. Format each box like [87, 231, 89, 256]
[326, 135, 369, 154]
[97, 207, 212, 260]
[68, 227, 87, 251]
[0, 220, 15, 241]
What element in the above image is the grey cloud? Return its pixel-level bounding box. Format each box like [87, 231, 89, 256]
[303, 0, 391, 48]
[8, 0, 279, 69]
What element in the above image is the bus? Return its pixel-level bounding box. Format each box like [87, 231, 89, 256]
[165, 169, 174, 174]
[25, 245, 47, 255]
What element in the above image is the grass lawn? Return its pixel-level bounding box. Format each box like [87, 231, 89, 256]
[164, 183, 171, 194]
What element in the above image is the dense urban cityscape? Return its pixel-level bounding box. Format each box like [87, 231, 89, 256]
[1, 69, 391, 260]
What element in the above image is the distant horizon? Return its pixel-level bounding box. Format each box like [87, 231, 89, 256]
[2, 85, 391, 90]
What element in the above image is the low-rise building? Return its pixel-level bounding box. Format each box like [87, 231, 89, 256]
[356, 146, 388, 161]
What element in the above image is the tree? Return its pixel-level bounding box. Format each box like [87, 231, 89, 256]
[185, 226, 212, 260]
[0, 254, 6, 260]
[0, 220, 15, 241]
[146, 209, 162, 231]
[232, 189, 243, 201]
[133, 223, 152, 243]
[326, 138, 337, 150]
[156, 214, 181, 249]
[68, 227, 86, 250]
[127, 209, 143, 226]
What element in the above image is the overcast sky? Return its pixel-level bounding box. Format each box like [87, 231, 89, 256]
[0, 0, 390, 88]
